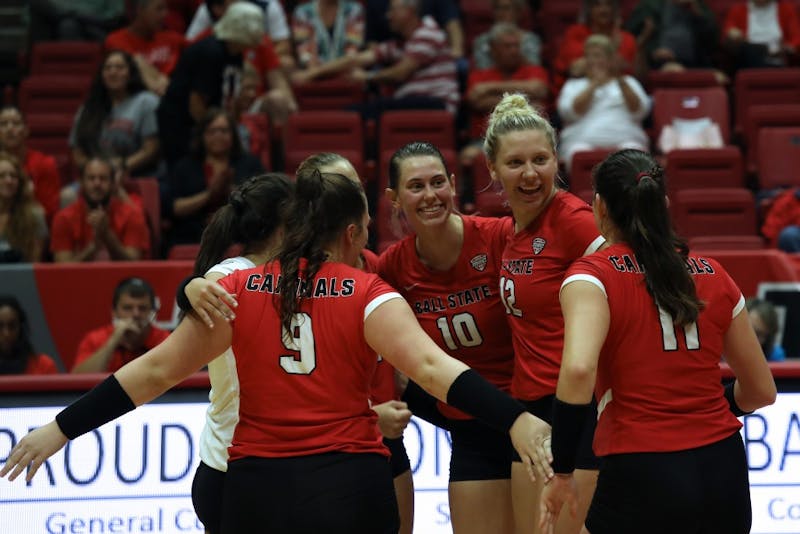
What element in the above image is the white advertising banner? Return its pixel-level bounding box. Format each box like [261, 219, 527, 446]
[1, 393, 797, 533]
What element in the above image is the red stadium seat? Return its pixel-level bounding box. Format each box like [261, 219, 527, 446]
[568, 149, 613, 203]
[646, 70, 721, 92]
[757, 127, 800, 190]
[696, 249, 798, 297]
[377, 110, 456, 188]
[734, 68, 800, 136]
[672, 188, 758, 239]
[25, 113, 74, 181]
[29, 41, 103, 76]
[291, 78, 366, 110]
[688, 235, 765, 251]
[744, 104, 800, 175]
[282, 110, 365, 179]
[18, 75, 90, 115]
[664, 146, 745, 197]
[652, 87, 731, 146]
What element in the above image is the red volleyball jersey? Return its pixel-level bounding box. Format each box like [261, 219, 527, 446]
[500, 192, 604, 400]
[378, 215, 515, 418]
[564, 243, 744, 455]
[219, 260, 401, 460]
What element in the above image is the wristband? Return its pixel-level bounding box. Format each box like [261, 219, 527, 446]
[175, 275, 203, 312]
[401, 379, 450, 430]
[55, 375, 136, 440]
[551, 397, 591, 474]
[446, 369, 526, 433]
[724, 382, 752, 418]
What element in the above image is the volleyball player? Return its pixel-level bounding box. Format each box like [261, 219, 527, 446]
[378, 141, 515, 533]
[484, 93, 605, 533]
[539, 149, 776, 534]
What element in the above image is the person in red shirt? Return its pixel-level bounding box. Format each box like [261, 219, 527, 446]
[72, 277, 169, 374]
[484, 93, 606, 534]
[0, 296, 58, 375]
[50, 156, 150, 262]
[105, 0, 186, 95]
[378, 141, 516, 534]
[0, 106, 61, 224]
[540, 149, 777, 534]
[2, 167, 554, 533]
[459, 22, 550, 182]
[554, 0, 637, 90]
[723, 0, 800, 69]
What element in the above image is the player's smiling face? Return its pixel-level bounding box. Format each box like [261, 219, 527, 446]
[490, 129, 558, 229]
[395, 155, 455, 230]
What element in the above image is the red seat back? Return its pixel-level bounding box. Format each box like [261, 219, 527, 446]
[757, 127, 800, 190]
[18, 75, 90, 115]
[291, 78, 366, 110]
[744, 104, 800, 174]
[283, 111, 364, 179]
[653, 87, 731, 145]
[672, 188, 757, 239]
[664, 146, 744, 197]
[734, 67, 800, 136]
[30, 41, 103, 76]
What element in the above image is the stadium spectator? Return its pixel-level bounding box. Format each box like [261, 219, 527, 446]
[625, 0, 719, 73]
[28, 0, 125, 42]
[722, 0, 800, 70]
[0, 152, 47, 263]
[186, 2, 297, 126]
[186, 0, 295, 70]
[365, 0, 465, 61]
[471, 0, 542, 70]
[0, 106, 61, 224]
[157, 1, 265, 170]
[317, 0, 459, 119]
[165, 109, 264, 247]
[69, 50, 161, 179]
[71, 277, 169, 373]
[289, 0, 365, 83]
[554, 0, 637, 89]
[50, 156, 150, 262]
[746, 297, 787, 361]
[557, 34, 651, 172]
[761, 187, 800, 252]
[0, 296, 58, 375]
[460, 22, 549, 171]
[105, 0, 186, 96]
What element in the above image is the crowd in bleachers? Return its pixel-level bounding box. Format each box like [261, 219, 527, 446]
[3, 0, 800, 262]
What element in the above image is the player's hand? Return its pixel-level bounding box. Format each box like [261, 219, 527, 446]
[539, 474, 579, 534]
[510, 412, 553, 482]
[0, 421, 68, 483]
[186, 278, 238, 328]
[373, 400, 413, 439]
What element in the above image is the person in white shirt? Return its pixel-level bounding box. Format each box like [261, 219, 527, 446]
[557, 34, 651, 173]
